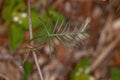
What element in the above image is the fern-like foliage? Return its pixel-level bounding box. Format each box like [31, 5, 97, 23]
[32, 17, 91, 54]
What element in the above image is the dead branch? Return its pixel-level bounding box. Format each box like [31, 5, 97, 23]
[27, 0, 44, 80]
[90, 36, 120, 72]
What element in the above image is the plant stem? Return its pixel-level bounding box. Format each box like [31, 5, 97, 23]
[28, 0, 44, 80]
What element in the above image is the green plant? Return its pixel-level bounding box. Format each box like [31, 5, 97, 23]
[25, 8, 90, 79]
[71, 57, 94, 80]
[3, 0, 91, 80]
[110, 67, 120, 80]
[23, 61, 32, 80]
[2, 0, 41, 50]
[32, 16, 90, 55]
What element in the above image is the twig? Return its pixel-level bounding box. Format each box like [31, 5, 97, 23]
[90, 37, 120, 72]
[28, 0, 44, 80]
[0, 73, 8, 80]
[0, 0, 3, 8]
[96, 15, 113, 52]
[23, 49, 30, 64]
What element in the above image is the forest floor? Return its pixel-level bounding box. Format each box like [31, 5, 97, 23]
[0, 0, 120, 80]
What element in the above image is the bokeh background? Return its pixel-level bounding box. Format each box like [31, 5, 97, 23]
[0, 0, 120, 80]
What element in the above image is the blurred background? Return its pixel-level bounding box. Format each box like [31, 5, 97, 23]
[0, 0, 120, 80]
